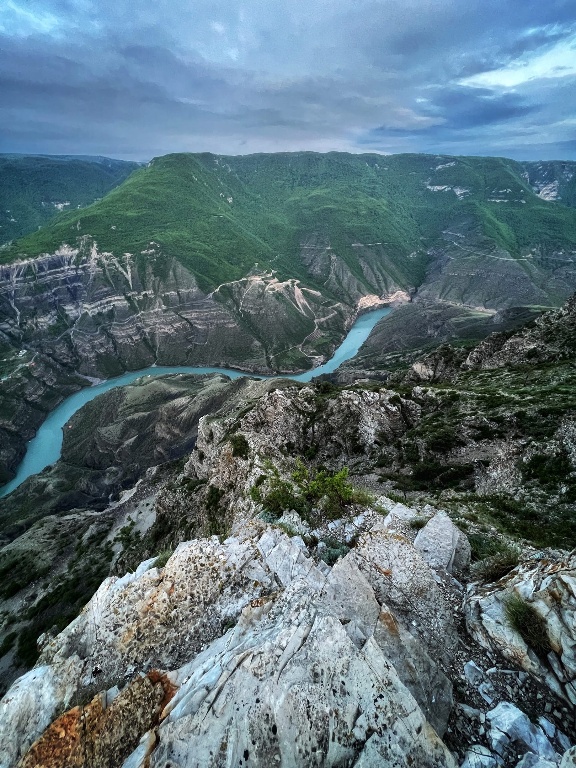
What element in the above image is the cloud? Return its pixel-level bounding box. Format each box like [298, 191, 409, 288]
[0, 0, 574, 159]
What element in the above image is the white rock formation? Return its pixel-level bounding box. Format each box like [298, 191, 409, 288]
[1, 523, 459, 768]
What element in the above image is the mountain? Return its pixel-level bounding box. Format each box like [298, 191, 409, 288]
[0, 295, 575, 766]
[0, 154, 140, 245]
[4, 152, 576, 298]
[1, 151, 576, 484]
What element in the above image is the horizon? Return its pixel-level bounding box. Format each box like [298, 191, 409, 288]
[1, 0, 575, 161]
[3, 148, 576, 166]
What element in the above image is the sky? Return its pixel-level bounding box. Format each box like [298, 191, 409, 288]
[1, 0, 575, 161]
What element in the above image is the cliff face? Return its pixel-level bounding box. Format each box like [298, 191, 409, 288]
[0, 244, 357, 481]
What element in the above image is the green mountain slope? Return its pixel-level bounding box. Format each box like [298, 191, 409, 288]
[4, 152, 575, 299]
[0, 155, 140, 245]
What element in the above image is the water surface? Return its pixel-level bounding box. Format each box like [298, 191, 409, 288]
[0, 307, 391, 497]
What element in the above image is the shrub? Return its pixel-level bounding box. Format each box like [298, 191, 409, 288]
[473, 548, 520, 583]
[409, 517, 427, 530]
[255, 461, 370, 523]
[153, 549, 173, 569]
[505, 595, 551, 654]
[230, 434, 249, 459]
[319, 538, 350, 566]
[469, 533, 521, 581]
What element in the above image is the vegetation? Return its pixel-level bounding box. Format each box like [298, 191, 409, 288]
[469, 536, 521, 582]
[3, 153, 576, 303]
[0, 154, 138, 244]
[230, 434, 250, 459]
[505, 594, 551, 655]
[252, 460, 371, 525]
[153, 549, 173, 569]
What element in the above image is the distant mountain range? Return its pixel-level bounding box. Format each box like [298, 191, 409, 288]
[3, 152, 576, 298]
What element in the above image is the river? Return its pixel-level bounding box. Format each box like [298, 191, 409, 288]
[0, 307, 390, 497]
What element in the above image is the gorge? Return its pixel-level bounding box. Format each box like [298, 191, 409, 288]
[0, 152, 576, 768]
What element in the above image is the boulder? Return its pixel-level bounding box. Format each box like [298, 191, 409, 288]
[486, 702, 557, 761]
[414, 511, 471, 575]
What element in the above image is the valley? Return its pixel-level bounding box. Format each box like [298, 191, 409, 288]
[1, 151, 576, 485]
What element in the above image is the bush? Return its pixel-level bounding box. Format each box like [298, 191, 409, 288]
[505, 594, 551, 654]
[319, 538, 350, 566]
[230, 434, 249, 459]
[153, 549, 173, 569]
[473, 547, 520, 582]
[256, 461, 370, 523]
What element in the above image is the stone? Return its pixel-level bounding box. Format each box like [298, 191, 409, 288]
[0, 657, 83, 768]
[151, 581, 457, 768]
[515, 755, 558, 768]
[414, 511, 471, 575]
[464, 660, 485, 687]
[18, 673, 169, 768]
[560, 747, 576, 767]
[0, 524, 461, 768]
[486, 702, 557, 761]
[460, 745, 498, 768]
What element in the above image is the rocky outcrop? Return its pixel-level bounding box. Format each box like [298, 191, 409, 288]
[0, 523, 460, 768]
[466, 552, 576, 705]
[17, 672, 172, 768]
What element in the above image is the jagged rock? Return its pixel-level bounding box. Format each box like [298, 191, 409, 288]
[460, 745, 498, 768]
[17, 672, 171, 768]
[465, 552, 576, 703]
[382, 501, 422, 530]
[2, 523, 460, 768]
[147, 583, 456, 767]
[353, 526, 459, 663]
[185, 384, 419, 534]
[515, 754, 559, 768]
[0, 657, 84, 768]
[464, 661, 485, 687]
[486, 702, 557, 761]
[414, 511, 471, 575]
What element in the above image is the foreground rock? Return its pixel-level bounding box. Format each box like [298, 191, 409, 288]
[0, 523, 459, 767]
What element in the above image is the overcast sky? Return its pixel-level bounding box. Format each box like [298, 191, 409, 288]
[1, 0, 575, 160]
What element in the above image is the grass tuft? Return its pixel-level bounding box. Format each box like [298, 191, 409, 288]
[504, 594, 551, 655]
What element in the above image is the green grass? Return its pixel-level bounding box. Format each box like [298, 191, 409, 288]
[153, 549, 173, 569]
[505, 594, 551, 655]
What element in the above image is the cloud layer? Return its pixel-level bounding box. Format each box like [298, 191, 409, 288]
[1, 0, 575, 159]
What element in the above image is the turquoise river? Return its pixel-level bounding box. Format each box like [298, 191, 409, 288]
[0, 307, 391, 498]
